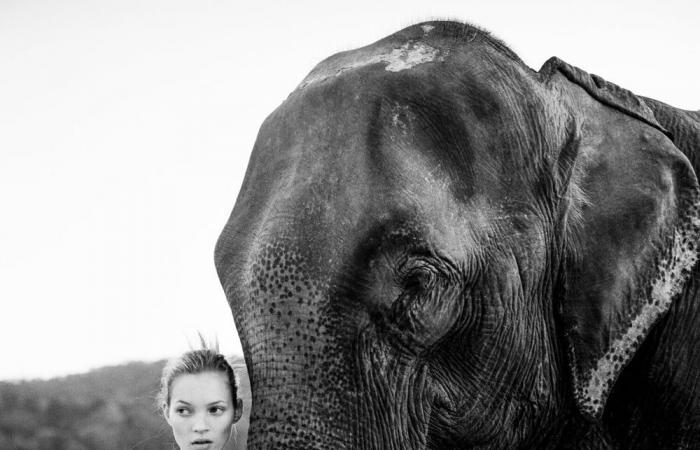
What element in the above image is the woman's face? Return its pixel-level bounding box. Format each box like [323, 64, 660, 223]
[166, 371, 236, 450]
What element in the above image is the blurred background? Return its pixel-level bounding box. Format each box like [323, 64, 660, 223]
[1, 0, 697, 448]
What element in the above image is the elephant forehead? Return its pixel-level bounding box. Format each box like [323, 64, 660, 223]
[375, 137, 506, 255]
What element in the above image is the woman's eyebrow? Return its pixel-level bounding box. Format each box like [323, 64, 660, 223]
[207, 400, 227, 405]
[173, 400, 192, 405]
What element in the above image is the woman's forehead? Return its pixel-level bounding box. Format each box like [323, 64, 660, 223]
[170, 371, 232, 403]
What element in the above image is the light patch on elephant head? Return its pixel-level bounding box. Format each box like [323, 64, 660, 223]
[577, 197, 700, 418]
[421, 25, 435, 34]
[383, 42, 443, 71]
[298, 42, 447, 89]
[390, 104, 411, 134]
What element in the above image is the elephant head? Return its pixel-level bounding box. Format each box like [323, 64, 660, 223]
[215, 22, 700, 448]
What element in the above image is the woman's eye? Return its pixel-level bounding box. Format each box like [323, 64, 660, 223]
[175, 407, 191, 416]
[209, 406, 226, 414]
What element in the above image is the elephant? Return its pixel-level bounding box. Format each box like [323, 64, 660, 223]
[214, 21, 700, 448]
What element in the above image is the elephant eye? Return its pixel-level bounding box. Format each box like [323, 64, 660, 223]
[386, 256, 466, 349]
[398, 259, 439, 293]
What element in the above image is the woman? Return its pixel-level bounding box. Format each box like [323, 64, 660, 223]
[157, 344, 243, 450]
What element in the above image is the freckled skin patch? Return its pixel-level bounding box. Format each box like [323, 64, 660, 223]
[238, 238, 353, 448]
[577, 196, 700, 417]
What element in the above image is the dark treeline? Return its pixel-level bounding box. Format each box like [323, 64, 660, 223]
[0, 358, 250, 450]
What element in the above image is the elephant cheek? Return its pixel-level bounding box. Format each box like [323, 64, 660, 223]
[402, 285, 466, 348]
[350, 323, 440, 449]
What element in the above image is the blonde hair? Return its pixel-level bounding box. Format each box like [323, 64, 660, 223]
[157, 337, 238, 414]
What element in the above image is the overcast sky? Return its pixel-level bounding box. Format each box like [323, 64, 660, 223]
[1, 0, 698, 380]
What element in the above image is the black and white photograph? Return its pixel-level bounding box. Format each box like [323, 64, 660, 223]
[2, 0, 699, 448]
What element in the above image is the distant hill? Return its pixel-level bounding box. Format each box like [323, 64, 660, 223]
[0, 357, 250, 450]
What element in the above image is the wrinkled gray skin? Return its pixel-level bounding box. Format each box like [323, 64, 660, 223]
[215, 22, 700, 448]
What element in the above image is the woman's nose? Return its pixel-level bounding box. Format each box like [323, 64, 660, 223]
[192, 412, 210, 432]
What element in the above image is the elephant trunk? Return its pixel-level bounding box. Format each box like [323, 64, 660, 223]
[245, 361, 351, 448]
[233, 231, 358, 449]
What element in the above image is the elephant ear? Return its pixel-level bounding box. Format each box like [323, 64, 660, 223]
[541, 57, 700, 420]
[540, 57, 671, 139]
